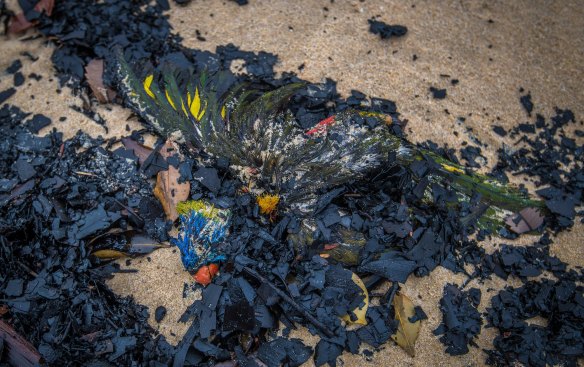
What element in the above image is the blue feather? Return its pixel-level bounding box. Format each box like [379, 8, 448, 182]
[171, 208, 229, 272]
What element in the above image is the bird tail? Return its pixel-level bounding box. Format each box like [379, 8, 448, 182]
[409, 147, 545, 233]
[311, 110, 545, 233]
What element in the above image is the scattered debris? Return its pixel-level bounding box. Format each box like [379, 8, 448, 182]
[0, 103, 173, 365]
[487, 279, 584, 367]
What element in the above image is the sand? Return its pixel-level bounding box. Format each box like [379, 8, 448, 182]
[1, 1, 583, 366]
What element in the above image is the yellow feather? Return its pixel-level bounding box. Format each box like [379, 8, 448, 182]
[197, 101, 206, 120]
[143, 74, 155, 99]
[441, 163, 464, 174]
[190, 87, 201, 120]
[257, 194, 280, 215]
[165, 89, 176, 110]
[180, 99, 189, 117]
[221, 105, 227, 120]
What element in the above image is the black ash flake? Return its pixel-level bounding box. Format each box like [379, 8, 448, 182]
[368, 19, 408, 40]
[5, 59, 23, 74]
[460, 145, 486, 168]
[486, 278, 584, 367]
[433, 284, 482, 356]
[429, 86, 447, 99]
[155, 306, 167, 323]
[13, 72, 25, 87]
[24, 114, 51, 133]
[520, 91, 533, 116]
[492, 125, 507, 137]
[0, 88, 16, 104]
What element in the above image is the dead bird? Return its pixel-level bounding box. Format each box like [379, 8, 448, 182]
[117, 56, 545, 276]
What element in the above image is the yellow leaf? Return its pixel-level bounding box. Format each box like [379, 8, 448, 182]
[341, 272, 369, 326]
[143, 74, 155, 99]
[391, 292, 421, 357]
[221, 105, 227, 119]
[92, 249, 127, 259]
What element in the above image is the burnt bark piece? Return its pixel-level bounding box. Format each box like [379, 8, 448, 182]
[0, 320, 42, 367]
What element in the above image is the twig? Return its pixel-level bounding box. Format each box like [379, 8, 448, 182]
[17, 261, 38, 277]
[383, 282, 399, 306]
[241, 266, 336, 338]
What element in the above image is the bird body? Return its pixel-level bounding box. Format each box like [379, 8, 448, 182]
[117, 56, 544, 277]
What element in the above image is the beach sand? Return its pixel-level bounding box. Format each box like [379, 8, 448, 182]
[1, 1, 583, 365]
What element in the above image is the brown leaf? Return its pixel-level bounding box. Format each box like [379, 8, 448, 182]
[506, 207, 545, 234]
[85, 59, 109, 103]
[8, 13, 33, 34]
[391, 292, 421, 357]
[121, 137, 153, 165]
[153, 139, 190, 221]
[8, 0, 54, 34]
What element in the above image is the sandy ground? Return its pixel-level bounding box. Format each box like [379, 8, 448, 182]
[1, 0, 583, 366]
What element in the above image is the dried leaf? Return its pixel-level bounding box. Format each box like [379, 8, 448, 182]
[391, 292, 421, 357]
[8, 0, 55, 34]
[153, 139, 190, 221]
[505, 207, 544, 234]
[92, 249, 127, 259]
[121, 137, 153, 165]
[341, 272, 369, 326]
[85, 59, 110, 103]
[8, 13, 33, 34]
